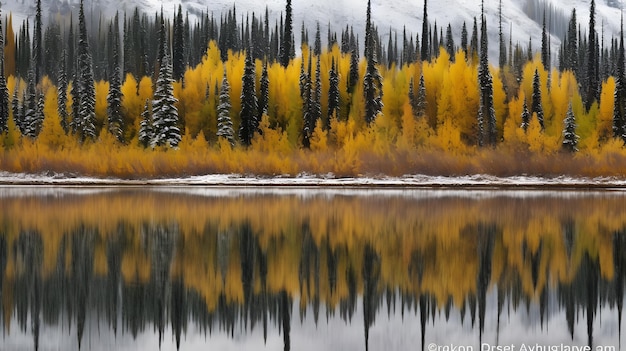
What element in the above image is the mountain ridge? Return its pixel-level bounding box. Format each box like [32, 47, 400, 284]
[1, 0, 623, 63]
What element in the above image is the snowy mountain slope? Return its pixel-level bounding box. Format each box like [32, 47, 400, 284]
[1, 0, 623, 63]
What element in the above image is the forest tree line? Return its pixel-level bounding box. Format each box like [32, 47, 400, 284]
[0, 0, 625, 176]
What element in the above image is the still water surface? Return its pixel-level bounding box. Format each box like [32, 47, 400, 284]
[0, 187, 624, 351]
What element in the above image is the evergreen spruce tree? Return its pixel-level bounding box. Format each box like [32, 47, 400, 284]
[239, 49, 258, 146]
[23, 69, 38, 138]
[445, 24, 454, 61]
[328, 57, 340, 125]
[461, 22, 468, 56]
[421, 0, 429, 62]
[531, 69, 545, 129]
[172, 4, 186, 81]
[58, 50, 69, 134]
[107, 18, 124, 143]
[566, 9, 578, 76]
[138, 99, 153, 148]
[541, 11, 550, 71]
[67, 15, 75, 80]
[75, 0, 96, 143]
[498, 0, 506, 68]
[33, 0, 42, 82]
[151, 15, 181, 148]
[314, 22, 322, 56]
[477, 1, 496, 146]
[521, 99, 530, 132]
[562, 102, 579, 152]
[312, 55, 322, 124]
[470, 17, 479, 60]
[258, 61, 270, 120]
[217, 71, 235, 146]
[585, 0, 599, 111]
[348, 49, 359, 93]
[280, 0, 293, 67]
[12, 86, 22, 135]
[301, 54, 313, 148]
[613, 13, 626, 141]
[363, 0, 383, 125]
[0, 9, 9, 134]
[416, 73, 427, 117]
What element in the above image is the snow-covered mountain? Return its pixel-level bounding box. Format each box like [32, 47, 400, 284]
[2, 0, 623, 62]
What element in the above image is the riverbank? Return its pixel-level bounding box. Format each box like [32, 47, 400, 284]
[2, 171, 626, 189]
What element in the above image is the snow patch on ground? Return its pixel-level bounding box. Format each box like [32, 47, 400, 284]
[1, 171, 626, 189]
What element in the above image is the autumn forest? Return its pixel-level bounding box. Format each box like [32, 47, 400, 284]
[0, 0, 626, 177]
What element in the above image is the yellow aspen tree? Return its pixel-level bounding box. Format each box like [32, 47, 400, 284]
[94, 80, 109, 132]
[38, 88, 66, 150]
[310, 118, 328, 152]
[597, 77, 615, 142]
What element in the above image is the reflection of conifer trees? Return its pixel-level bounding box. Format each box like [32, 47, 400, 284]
[362, 245, 380, 351]
[106, 226, 123, 335]
[476, 223, 496, 345]
[280, 290, 291, 351]
[170, 278, 186, 350]
[239, 221, 255, 329]
[614, 231, 626, 346]
[71, 227, 96, 350]
[147, 223, 177, 347]
[14, 231, 43, 351]
[298, 221, 321, 324]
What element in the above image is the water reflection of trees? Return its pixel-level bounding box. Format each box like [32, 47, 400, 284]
[0, 193, 626, 350]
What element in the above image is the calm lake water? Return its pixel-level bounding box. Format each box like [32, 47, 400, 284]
[0, 187, 625, 351]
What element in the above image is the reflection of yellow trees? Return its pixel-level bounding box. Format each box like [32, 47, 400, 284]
[1, 191, 626, 316]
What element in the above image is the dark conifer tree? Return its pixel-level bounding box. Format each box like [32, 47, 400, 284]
[58, 50, 69, 134]
[541, 10, 550, 70]
[301, 54, 313, 148]
[566, 9, 578, 75]
[348, 49, 359, 93]
[477, 1, 496, 146]
[445, 24, 454, 61]
[67, 15, 75, 79]
[107, 14, 124, 143]
[33, 0, 42, 82]
[461, 22, 468, 56]
[151, 14, 181, 148]
[498, 0, 507, 68]
[586, 0, 599, 111]
[363, 0, 383, 125]
[562, 102, 579, 152]
[421, 0, 429, 62]
[0, 9, 8, 134]
[312, 55, 322, 125]
[328, 57, 340, 125]
[531, 69, 545, 129]
[74, 0, 96, 143]
[172, 5, 185, 82]
[281, 0, 293, 67]
[314, 22, 322, 56]
[217, 71, 235, 146]
[138, 99, 153, 148]
[613, 14, 625, 141]
[23, 69, 39, 138]
[239, 49, 258, 146]
[12, 86, 22, 135]
[521, 99, 530, 132]
[258, 61, 269, 119]
[416, 73, 427, 117]
[470, 17, 479, 60]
